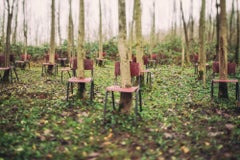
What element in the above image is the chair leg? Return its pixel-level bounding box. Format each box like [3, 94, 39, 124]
[139, 89, 142, 112]
[211, 81, 214, 99]
[104, 91, 109, 122]
[111, 91, 115, 110]
[61, 71, 63, 83]
[134, 90, 139, 124]
[90, 81, 94, 102]
[13, 67, 19, 81]
[236, 82, 239, 100]
[66, 82, 70, 101]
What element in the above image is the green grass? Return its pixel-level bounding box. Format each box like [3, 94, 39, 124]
[0, 63, 240, 160]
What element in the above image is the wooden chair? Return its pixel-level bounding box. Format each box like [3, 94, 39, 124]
[66, 59, 94, 102]
[0, 55, 18, 82]
[41, 54, 59, 76]
[212, 61, 219, 78]
[60, 57, 76, 82]
[104, 62, 142, 124]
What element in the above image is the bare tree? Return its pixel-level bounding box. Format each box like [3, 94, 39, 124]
[49, 0, 55, 64]
[98, 0, 103, 59]
[236, 0, 240, 65]
[68, 0, 74, 60]
[218, 0, 228, 98]
[180, 0, 190, 64]
[57, 1, 62, 45]
[76, 0, 86, 98]
[198, 0, 206, 86]
[118, 0, 132, 112]
[12, 0, 18, 44]
[23, 0, 28, 61]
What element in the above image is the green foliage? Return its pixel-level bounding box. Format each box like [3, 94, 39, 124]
[0, 64, 239, 159]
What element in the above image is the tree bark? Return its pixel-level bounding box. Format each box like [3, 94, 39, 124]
[57, 1, 62, 46]
[134, 0, 144, 72]
[218, 0, 228, 98]
[12, 0, 18, 44]
[235, 0, 239, 65]
[118, 0, 132, 113]
[77, 0, 85, 98]
[49, 0, 55, 65]
[68, 0, 74, 62]
[180, 0, 190, 64]
[23, 0, 28, 61]
[98, 0, 103, 60]
[198, 0, 206, 86]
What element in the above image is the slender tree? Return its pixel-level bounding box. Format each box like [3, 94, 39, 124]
[229, 0, 235, 48]
[57, 1, 62, 45]
[5, 0, 16, 67]
[218, 0, 228, 98]
[118, 0, 132, 112]
[198, 0, 206, 86]
[12, 0, 18, 44]
[236, 0, 240, 65]
[1, 1, 6, 46]
[98, 0, 103, 59]
[68, 0, 74, 61]
[189, 0, 194, 41]
[23, 0, 28, 61]
[180, 0, 190, 64]
[134, 0, 144, 71]
[149, 0, 156, 57]
[49, 0, 55, 65]
[76, 0, 86, 98]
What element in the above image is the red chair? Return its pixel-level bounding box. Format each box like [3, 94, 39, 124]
[42, 54, 59, 76]
[212, 61, 219, 78]
[66, 59, 94, 102]
[104, 62, 142, 124]
[228, 62, 236, 77]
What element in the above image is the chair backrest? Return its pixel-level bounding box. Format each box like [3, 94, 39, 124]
[9, 54, 15, 63]
[193, 54, 198, 63]
[151, 54, 157, 60]
[143, 55, 149, 66]
[84, 59, 93, 70]
[114, 62, 120, 77]
[132, 55, 136, 62]
[44, 54, 59, 62]
[114, 61, 140, 77]
[21, 54, 31, 61]
[228, 62, 236, 75]
[0, 55, 5, 67]
[212, 61, 219, 73]
[130, 62, 140, 77]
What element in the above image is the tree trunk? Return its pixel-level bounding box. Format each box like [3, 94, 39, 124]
[23, 0, 28, 61]
[49, 0, 55, 65]
[180, 0, 190, 64]
[218, 0, 228, 98]
[235, 0, 239, 65]
[198, 0, 206, 86]
[134, 0, 144, 73]
[77, 0, 85, 98]
[118, 0, 132, 113]
[68, 0, 74, 62]
[12, 0, 18, 44]
[189, 0, 194, 41]
[216, 1, 220, 60]
[149, 0, 155, 57]
[57, 1, 62, 45]
[228, 0, 235, 48]
[4, 0, 15, 81]
[98, 0, 103, 60]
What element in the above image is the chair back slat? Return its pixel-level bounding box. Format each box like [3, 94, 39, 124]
[114, 62, 120, 77]
[130, 62, 140, 77]
[228, 62, 236, 74]
[84, 59, 93, 70]
[0, 55, 5, 66]
[212, 61, 219, 73]
[143, 55, 149, 65]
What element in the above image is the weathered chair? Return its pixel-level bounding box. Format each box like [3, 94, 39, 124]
[212, 61, 219, 78]
[60, 57, 76, 82]
[66, 59, 94, 102]
[0, 55, 18, 82]
[228, 62, 236, 77]
[42, 54, 59, 76]
[104, 61, 142, 124]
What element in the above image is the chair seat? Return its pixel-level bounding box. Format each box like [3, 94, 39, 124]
[106, 85, 139, 93]
[60, 67, 72, 71]
[68, 77, 92, 83]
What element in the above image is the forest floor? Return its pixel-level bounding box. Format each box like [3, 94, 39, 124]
[0, 62, 240, 160]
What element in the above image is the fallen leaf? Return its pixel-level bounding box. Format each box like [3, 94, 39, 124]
[180, 146, 190, 154]
[225, 124, 235, 130]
